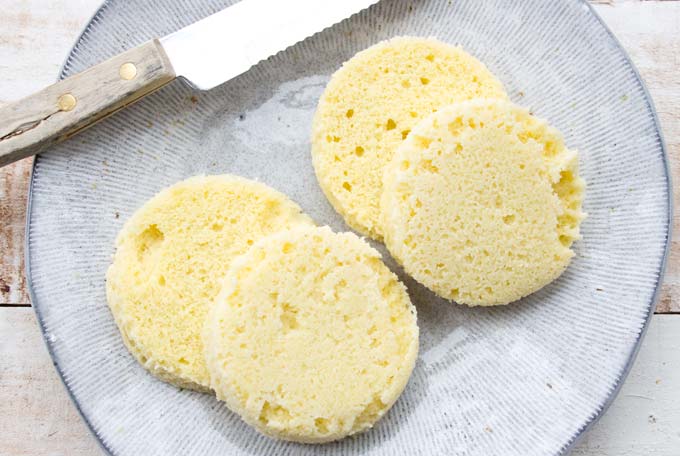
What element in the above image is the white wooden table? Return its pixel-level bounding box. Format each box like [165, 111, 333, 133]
[1, 1, 679, 454]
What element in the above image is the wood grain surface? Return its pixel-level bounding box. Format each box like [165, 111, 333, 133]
[1, 1, 679, 456]
[0, 157, 30, 304]
[594, 1, 680, 313]
[0, 308, 102, 456]
[0, 0, 97, 305]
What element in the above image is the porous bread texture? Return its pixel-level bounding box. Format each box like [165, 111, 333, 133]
[311, 36, 508, 240]
[204, 226, 419, 443]
[380, 99, 586, 306]
[106, 175, 313, 391]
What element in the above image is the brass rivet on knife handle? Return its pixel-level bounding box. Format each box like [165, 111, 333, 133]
[57, 94, 77, 112]
[119, 63, 138, 80]
[0, 39, 176, 168]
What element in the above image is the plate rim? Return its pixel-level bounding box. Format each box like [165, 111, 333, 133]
[559, 1, 672, 452]
[23, 1, 673, 455]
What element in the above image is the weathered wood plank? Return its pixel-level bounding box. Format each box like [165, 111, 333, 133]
[0, 0, 101, 305]
[0, 307, 102, 455]
[0, 157, 31, 304]
[593, 1, 680, 312]
[572, 315, 680, 455]
[2, 306, 679, 455]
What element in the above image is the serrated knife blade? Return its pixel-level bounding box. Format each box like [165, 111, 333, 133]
[161, 0, 379, 90]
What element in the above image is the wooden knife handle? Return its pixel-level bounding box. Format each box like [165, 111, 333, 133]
[0, 39, 176, 167]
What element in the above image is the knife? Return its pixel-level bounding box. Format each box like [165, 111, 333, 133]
[0, 0, 378, 167]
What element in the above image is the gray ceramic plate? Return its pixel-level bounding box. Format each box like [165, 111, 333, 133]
[27, 0, 671, 455]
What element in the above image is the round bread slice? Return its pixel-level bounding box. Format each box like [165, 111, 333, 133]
[204, 226, 418, 443]
[381, 99, 586, 306]
[312, 36, 508, 240]
[106, 175, 313, 391]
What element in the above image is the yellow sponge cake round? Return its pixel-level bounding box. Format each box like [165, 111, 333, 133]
[312, 36, 508, 239]
[380, 100, 585, 306]
[204, 226, 418, 442]
[106, 175, 313, 391]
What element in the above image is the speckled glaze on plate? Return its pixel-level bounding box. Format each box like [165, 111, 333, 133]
[26, 0, 671, 455]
